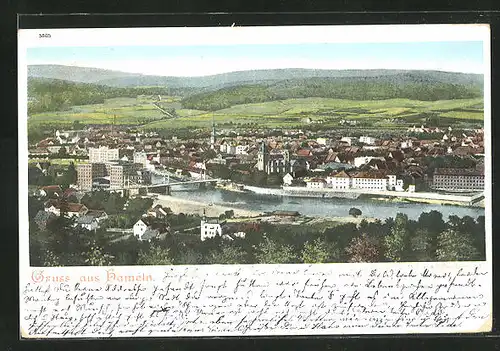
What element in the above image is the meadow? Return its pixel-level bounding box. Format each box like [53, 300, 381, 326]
[27, 95, 484, 131]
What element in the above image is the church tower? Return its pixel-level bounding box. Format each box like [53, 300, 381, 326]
[210, 114, 216, 149]
[257, 141, 269, 172]
[282, 149, 290, 174]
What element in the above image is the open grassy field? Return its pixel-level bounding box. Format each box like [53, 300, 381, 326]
[27, 96, 484, 131]
[142, 97, 484, 130]
[27, 96, 183, 128]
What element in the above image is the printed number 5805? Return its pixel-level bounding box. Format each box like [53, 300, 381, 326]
[39, 33, 51, 38]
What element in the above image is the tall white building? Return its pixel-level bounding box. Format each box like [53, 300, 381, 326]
[133, 151, 148, 167]
[88, 146, 119, 163]
[326, 171, 351, 190]
[200, 218, 225, 241]
[359, 136, 376, 145]
[351, 172, 388, 191]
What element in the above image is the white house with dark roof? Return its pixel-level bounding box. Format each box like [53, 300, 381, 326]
[282, 173, 294, 186]
[326, 171, 351, 190]
[305, 178, 327, 189]
[133, 217, 170, 241]
[200, 218, 226, 241]
[44, 200, 88, 218]
[76, 215, 100, 231]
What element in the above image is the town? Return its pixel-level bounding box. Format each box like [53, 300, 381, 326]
[27, 119, 486, 266]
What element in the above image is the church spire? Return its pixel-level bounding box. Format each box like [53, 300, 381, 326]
[210, 113, 216, 149]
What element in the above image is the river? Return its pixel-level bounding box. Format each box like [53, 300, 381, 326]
[158, 183, 484, 221]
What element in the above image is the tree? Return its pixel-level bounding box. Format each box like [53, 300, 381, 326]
[472, 216, 486, 260]
[57, 146, 68, 157]
[252, 171, 268, 187]
[436, 229, 481, 261]
[126, 197, 153, 215]
[267, 174, 282, 186]
[28, 196, 44, 220]
[58, 162, 77, 188]
[175, 248, 204, 265]
[137, 244, 173, 265]
[206, 245, 247, 264]
[345, 234, 381, 263]
[255, 238, 298, 264]
[73, 120, 82, 130]
[417, 210, 445, 254]
[384, 213, 411, 262]
[349, 207, 362, 218]
[302, 238, 341, 263]
[408, 228, 434, 262]
[104, 193, 127, 215]
[83, 241, 114, 266]
[323, 223, 359, 253]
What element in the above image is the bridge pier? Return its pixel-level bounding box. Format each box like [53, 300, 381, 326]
[165, 185, 171, 195]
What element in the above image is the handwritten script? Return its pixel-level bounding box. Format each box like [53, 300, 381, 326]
[20, 264, 491, 337]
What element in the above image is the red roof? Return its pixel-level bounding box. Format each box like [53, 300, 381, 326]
[45, 200, 88, 213]
[297, 149, 313, 157]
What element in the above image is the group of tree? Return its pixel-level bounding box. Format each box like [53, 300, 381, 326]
[208, 165, 283, 187]
[27, 78, 186, 114]
[181, 77, 482, 111]
[421, 155, 478, 175]
[28, 162, 77, 188]
[29, 207, 485, 267]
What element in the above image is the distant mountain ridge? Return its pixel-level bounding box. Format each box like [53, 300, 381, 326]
[28, 64, 484, 90]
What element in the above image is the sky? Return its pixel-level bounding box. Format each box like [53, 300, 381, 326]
[27, 41, 485, 77]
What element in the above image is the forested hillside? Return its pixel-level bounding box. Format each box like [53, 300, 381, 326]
[181, 76, 483, 111]
[27, 78, 196, 114]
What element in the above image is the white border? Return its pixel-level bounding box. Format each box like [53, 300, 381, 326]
[18, 24, 492, 336]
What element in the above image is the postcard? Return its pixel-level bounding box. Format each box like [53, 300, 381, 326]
[18, 24, 492, 338]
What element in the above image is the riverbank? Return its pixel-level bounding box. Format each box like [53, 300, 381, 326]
[243, 184, 484, 207]
[153, 193, 386, 226]
[366, 195, 485, 208]
[153, 194, 262, 218]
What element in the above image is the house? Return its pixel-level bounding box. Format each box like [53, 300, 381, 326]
[388, 150, 405, 163]
[44, 200, 88, 217]
[359, 136, 376, 145]
[326, 171, 351, 190]
[351, 171, 388, 191]
[133, 217, 170, 241]
[38, 185, 63, 198]
[306, 178, 327, 189]
[62, 187, 85, 202]
[340, 137, 353, 146]
[200, 218, 226, 241]
[431, 168, 484, 192]
[387, 174, 404, 191]
[316, 137, 328, 146]
[86, 210, 108, 223]
[282, 173, 294, 186]
[76, 215, 100, 231]
[147, 204, 170, 218]
[235, 145, 249, 155]
[296, 149, 313, 158]
[354, 156, 385, 168]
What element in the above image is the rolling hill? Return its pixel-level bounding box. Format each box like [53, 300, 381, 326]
[28, 65, 484, 90]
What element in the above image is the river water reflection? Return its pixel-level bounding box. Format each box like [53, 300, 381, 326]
[164, 185, 484, 221]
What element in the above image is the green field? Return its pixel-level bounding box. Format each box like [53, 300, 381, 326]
[28, 96, 183, 127]
[27, 96, 484, 131]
